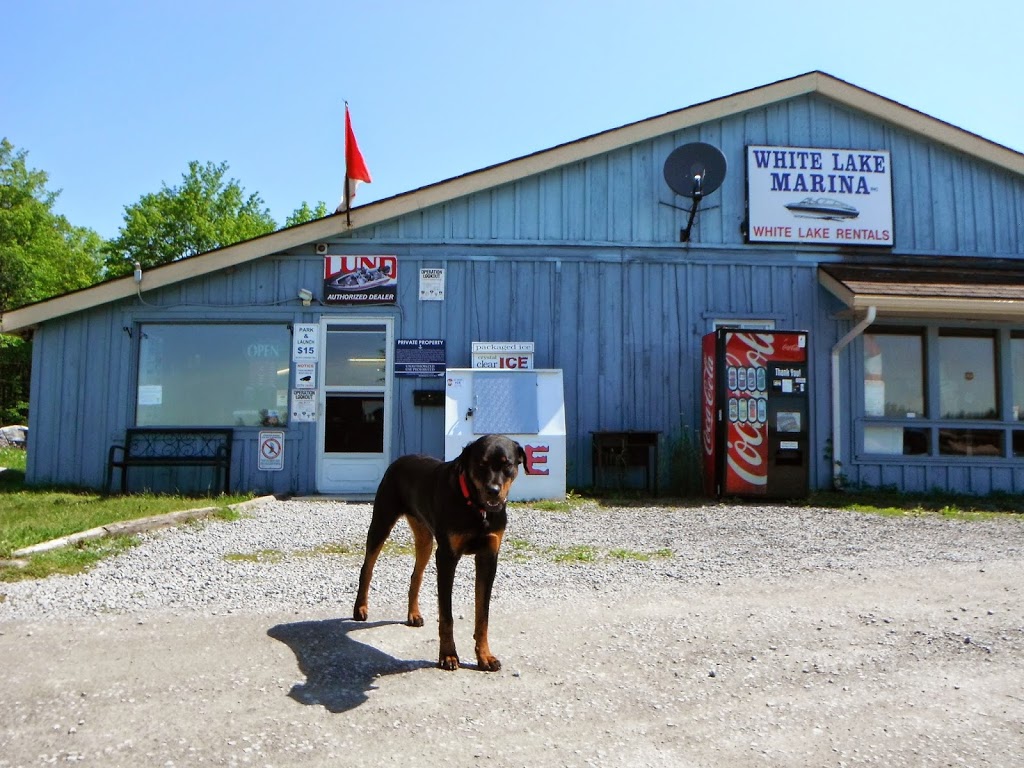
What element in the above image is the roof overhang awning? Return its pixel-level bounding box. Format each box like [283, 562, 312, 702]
[819, 262, 1024, 321]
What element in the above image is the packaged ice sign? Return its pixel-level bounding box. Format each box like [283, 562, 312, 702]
[444, 366, 565, 500]
[471, 341, 534, 370]
[323, 255, 398, 304]
[745, 146, 893, 247]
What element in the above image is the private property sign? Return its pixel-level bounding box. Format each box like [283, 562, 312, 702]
[746, 145, 893, 247]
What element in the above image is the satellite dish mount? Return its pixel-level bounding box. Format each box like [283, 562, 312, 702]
[663, 142, 728, 242]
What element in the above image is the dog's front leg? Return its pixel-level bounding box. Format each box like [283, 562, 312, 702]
[435, 547, 461, 670]
[474, 543, 502, 672]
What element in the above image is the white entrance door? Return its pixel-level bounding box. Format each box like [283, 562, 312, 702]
[316, 319, 393, 494]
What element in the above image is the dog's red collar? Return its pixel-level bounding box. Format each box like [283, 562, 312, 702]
[459, 472, 487, 517]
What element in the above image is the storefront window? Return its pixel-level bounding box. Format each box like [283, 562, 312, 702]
[939, 429, 1003, 456]
[939, 331, 996, 419]
[863, 331, 924, 417]
[863, 426, 929, 455]
[1011, 335, 1024, 421]
[137, 323, 290, 427]
[860, 326, 1024, 460]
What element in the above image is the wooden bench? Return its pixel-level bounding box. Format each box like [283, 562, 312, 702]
[106, 428, 233, 494]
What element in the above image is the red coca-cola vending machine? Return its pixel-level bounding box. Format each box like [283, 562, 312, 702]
[701, 329, 810, 499]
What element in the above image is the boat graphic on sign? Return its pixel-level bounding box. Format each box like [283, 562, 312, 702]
[785, 197, 859, 221]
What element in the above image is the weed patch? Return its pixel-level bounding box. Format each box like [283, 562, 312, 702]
[224, 549, 284, 564]
[551, 545, 598, 563]
[0, 536, 140, 583]
[609, 547, 674, 561]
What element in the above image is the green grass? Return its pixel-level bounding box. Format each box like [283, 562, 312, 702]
[520, 490, 588, 513]
[4, 536, 140, 581]
[0, 459, 252, 581]
[0, 446, 27, 473]
[223, 542, 356, 563]
[609, 547, 674, 561]
[806, 489, 1024, 520]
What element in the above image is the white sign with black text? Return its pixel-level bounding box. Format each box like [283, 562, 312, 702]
[292, 324, 319, 362]
[746, 145, 893, 247]
[419, 268, 445, 301]
[290, 389, 317, 422]
[294, 362, 316, 389]
[471, 341, 535, 370]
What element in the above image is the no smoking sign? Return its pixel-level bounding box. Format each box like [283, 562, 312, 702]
[258, 430, 285, 471]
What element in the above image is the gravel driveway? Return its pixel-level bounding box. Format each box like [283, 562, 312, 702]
[1, 498, 1023, 767]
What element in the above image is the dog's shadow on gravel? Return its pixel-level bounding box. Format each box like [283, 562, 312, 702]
[268, 618, 434, 713]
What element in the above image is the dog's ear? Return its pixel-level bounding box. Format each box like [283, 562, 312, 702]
[454, 440, 474, 473]
[516, 442, 527, 468]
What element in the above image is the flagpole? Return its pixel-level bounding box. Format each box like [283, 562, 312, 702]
[343, 100, 352, 226]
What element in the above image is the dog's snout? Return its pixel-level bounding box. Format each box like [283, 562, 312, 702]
[486, 484, 501, 497]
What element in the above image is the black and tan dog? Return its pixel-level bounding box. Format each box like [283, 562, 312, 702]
[352, 434, 526, 671]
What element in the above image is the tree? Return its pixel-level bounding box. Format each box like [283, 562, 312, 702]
[0, 137, 104, 425]
[0, 137, 104, 312]
[103, 160, 277, 277]
[285, 201, 329, 228]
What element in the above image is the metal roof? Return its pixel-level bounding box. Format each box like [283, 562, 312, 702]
[819, 260, 1024, 320]
[4, 70, 1024, 334]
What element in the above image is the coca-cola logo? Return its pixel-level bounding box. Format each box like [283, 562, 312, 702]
[726, 421, 768, 487]
[724, 332, 775, 370]
[702, 352, 715, 456]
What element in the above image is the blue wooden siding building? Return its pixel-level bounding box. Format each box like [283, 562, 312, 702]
[4, 71, 1024, 497]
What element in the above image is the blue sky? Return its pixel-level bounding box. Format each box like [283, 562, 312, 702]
[5, 0, 1023, 240]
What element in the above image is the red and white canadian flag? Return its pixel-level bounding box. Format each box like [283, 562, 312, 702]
[336, 103, 372, 213]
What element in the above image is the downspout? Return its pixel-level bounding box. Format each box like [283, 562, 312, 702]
[830, 305, 877, 489]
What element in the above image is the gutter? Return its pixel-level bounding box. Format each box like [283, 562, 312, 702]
[830, 305, 876, 488]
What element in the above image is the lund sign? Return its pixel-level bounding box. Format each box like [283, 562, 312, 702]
[323, 255, 398, 304]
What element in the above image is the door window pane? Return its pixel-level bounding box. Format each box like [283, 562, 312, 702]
[324, 325, 387, 388]
[323, 395, 384, 453]
[939, 331, 997, 419]
[137, 324, 290, 427]
[863, 332, 924, 417]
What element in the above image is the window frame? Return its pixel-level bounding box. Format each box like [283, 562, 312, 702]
[858, 323, 1023, 461]
[134, 321, 292, 429]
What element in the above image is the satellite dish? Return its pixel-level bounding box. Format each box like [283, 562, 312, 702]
[663, 142, 728, 241]
[663, 142, 727, 198]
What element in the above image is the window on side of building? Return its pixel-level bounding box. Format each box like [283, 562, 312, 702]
[862, 329, 926, 455]
[861, 326, 1024, 459]
[136, 323, 291, 427]
[863, 330, 925, 417]
[936, 330, 999, 457]
[1011, 335, 1024, 422]
[938, 330, 997, 420]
